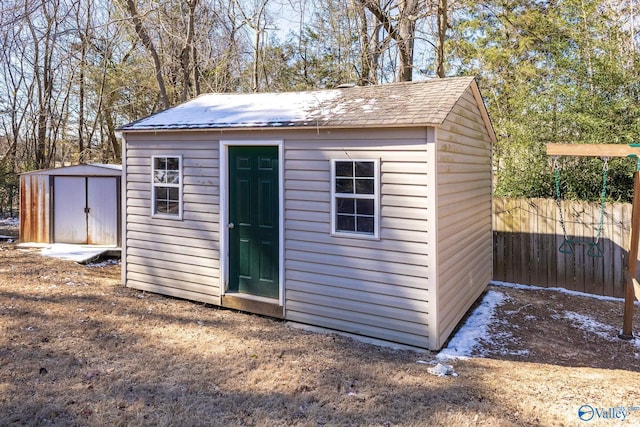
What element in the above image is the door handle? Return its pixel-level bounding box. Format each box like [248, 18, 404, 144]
[227, 223, 235, 229]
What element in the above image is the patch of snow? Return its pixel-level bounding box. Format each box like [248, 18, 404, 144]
[0, 217, 19, 227]
[501, 349, 531, 356]
[488, 330, 530, 357]
[435, 282, 640, 361]
[127, 90, 341, 129]
[562, 310, 640, 349]
[491, 280, 629, 303]
[437, 290, 507, 360]
[361, 98, 378, 112]
[86, 258, 120, 268]
[563, 311, 619, 341]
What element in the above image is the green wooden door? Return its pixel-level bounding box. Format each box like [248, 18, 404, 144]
[228, 146, 279, 298]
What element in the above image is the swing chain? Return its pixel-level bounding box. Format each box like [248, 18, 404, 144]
[553, 156, 608, 257]
[594, 157, 609, 245]
[553, 157, 569, 241]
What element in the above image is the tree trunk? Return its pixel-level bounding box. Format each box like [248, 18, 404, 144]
[357, 0, 419, 82]
[180, 0, 198, 102]
[125, 0, 169, 109]
[357, 7, 372, 85]
[103, 110, 122, 162]
[252, 28, 261, 92]
[436, 0, 447, 78]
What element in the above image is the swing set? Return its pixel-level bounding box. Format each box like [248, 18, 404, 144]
[552, 156, 609, 258]
[547, 143, 640, 339]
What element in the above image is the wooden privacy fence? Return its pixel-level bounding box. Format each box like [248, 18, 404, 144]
[493, 197, 633, 298]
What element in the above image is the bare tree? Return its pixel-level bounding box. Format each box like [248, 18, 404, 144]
[357, 0, 421, 81]
[234, 0, 272, 92]
[180, 0, 199, 101]
[435, 0, 448, 77]
[123, 0, 170, 109]
[22, 0, 77, 168]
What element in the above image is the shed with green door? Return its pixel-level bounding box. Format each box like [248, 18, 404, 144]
[118, 77, 496, 350]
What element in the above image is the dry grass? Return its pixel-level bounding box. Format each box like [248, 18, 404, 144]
[2, 220, 640, 426]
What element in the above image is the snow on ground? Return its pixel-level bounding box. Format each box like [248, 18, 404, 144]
[435, 281, 640, 362]
[86, 258, 120, 268]
[560, 310, 640, 349]
[561, 311, 617, 341]
[436, 290, 507, 361]
[0, 216, 19, 227]
[491, 280, 631, 303]
[2, 218, 638, 358]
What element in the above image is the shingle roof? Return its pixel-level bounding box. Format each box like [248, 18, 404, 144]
[118, 77, 479, 131]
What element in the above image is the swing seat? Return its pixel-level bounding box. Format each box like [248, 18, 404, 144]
[558, 239, 604, 257]
[558, 239, 574, 255]
[587, 242, 604, 257]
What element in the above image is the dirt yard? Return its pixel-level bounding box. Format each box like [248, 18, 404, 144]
[1, 219, 640, 426]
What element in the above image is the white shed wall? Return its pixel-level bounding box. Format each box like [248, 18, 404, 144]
[123, 128, 435, 347]
[434, 88, 493, 349]
[124, 133, 221, 304]
[122, 101, 493, 350]
[282, 128, 433, 348]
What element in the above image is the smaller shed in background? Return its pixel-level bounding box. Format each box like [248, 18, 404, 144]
[20, 164, 122, 246]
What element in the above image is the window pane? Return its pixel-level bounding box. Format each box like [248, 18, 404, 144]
[154, 170, 166, 183]
[154, 157, 167, 170]
[355, 161, 374, 177]
[166, 201, 179, 214]
[337, 215, 355, 231]
[168, 187, 179, 200]
[153, 156, 181, 217]
[355, 178, 374, 194]
[156, 187, 168, 199]
[335, 161, 353, 177]
[332, 159, 377, 236]
[166, 157, 180, 170]
[356, 199, 374, 215]
[155, 199, 167, 214]
[337, 198, 355, 214]
[357, 217, 374, 233]
[166, 171, 180, 184]
[335, 178, 354, 194]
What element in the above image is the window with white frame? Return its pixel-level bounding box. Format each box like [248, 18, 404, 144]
[152, 156, 182, 218]
[331, 159, 379, 237]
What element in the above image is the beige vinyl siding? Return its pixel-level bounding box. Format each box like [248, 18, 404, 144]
[434, 88, 493, 349]
[282, 128, 433, 348]
[124, 132, 220, 304]
[121, 105, 492, 350]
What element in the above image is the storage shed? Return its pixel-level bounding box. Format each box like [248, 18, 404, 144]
[20, 164, 122, 246]
[118, 77, 496, 350]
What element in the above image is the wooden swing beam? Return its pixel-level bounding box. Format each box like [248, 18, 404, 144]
[547, 143, 639, 339]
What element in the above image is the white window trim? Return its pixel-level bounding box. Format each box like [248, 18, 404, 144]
[150, 155, 183, 220]
[330, 158, 380, 239]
